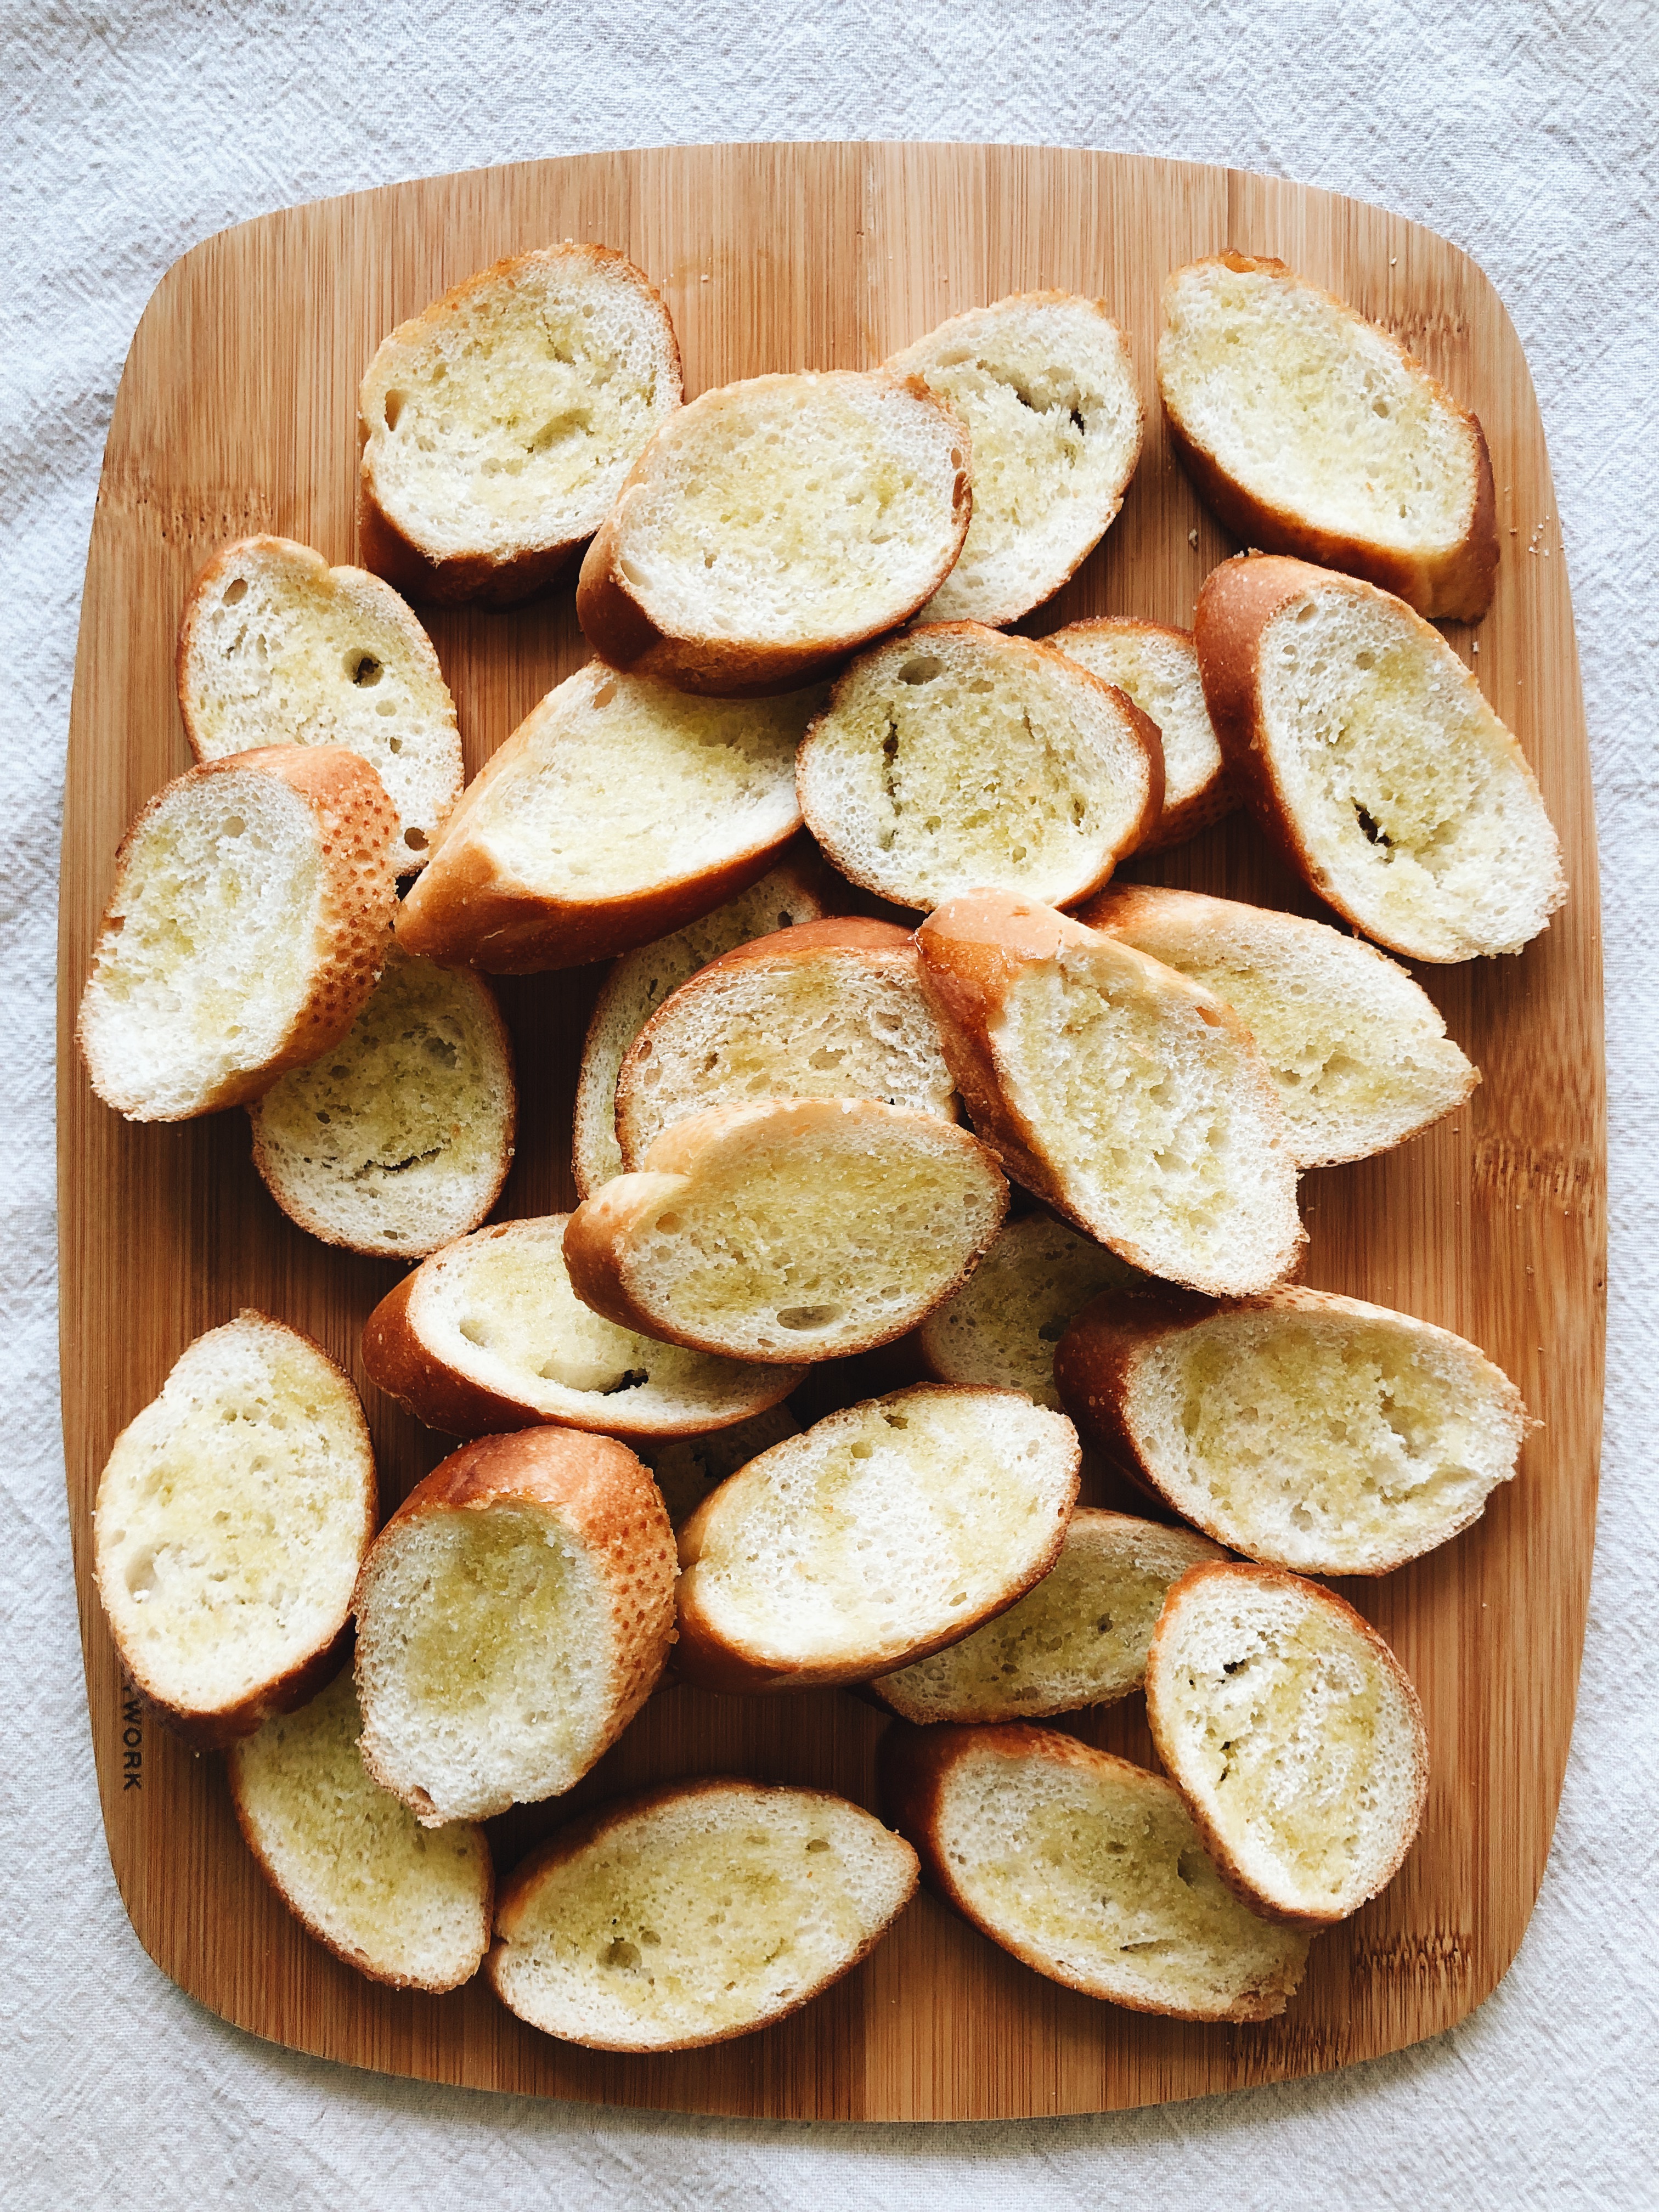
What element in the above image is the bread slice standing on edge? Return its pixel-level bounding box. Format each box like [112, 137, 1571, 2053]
[489, 1779, 917, 2050]
[358, 243, 682, 608]
[886, 292, 1142, 626]
[797, 623, 1162, 913]
[915, 891, 1304, 1296]
[1045, 618, 1232, 849]
[1195, 554, 1565, 961]
[362, 1214, 802, 1439]
[1158, 251, 1498, 621]
[1056, 1283, 1527, 1576]
[577, 369, 972, 696]
[637, 1403, 801, 1527]
[77, 747, 399, 1121]
[394, 662, 813, 972]
[227, 1669, 493, 1993]
[674, 1385, 1079, 1693]
[177, 535, 464, 870]
[563, 1097, 1008, 1364]
[879, 1723, 1310, 2020]
[353, 1427, 677, 1825]
[918, 1211, 1142, 1410]
[1078, 883, 1477, 1166]
[93, 1312, 376, 1748]
[1144, 1562, 1429, 1925]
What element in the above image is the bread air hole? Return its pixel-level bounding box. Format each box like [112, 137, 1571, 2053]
[776, 1304, 842, 1330]
[898, 657, 943, 686]
[347, 652, 383, 687]
[404, 828, 428, 851]
[222, 578, 248, 606]
[383, 391, 407, 431]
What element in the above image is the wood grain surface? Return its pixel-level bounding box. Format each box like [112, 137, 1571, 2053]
[56, 142, 1605, 2121]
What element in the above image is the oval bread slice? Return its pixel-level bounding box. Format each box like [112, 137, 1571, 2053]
[918, 1211, 1142, 1412]
[1045, 618, 1232, 849]
[880, 1722, 1310, 2020]
[637, 1402, 802, 1527]
[489, 1779, 917, 2050]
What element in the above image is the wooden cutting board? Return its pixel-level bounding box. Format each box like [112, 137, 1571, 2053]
[57, 141, 1604, 2122]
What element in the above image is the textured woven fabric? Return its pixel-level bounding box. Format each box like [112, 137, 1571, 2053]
[5, 2, 1656, 2204]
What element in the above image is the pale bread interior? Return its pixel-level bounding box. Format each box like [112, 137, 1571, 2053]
[640, 1403, 800, 1526]
[1048, 621, 1223, 835]
[919, 1212, 1141, 1410]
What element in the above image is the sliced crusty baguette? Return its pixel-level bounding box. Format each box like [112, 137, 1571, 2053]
[248, 946, 515, 1257]
[1144, 1562, 1429, 1926]
[563, 1098, 1008, 1364]
[489, 1778, 917, 2050]
[226, 1669, 493, 1993]
[1056, 1283, 1527, 1576]
[1195, 555, 1564, 961]
[353, 1428, 677, 1825]
[886, 292, 1142, 627]
[1158, 252, 1498, 621]
[77, 747, 399, 1121]
[362, 1214, 801, 1439]
[358, 243, 682, 608]
[1045, 618, 1231, 849]
[674, 1385, 1079, 1692]
[577, 369, 972, 696]
[1078, 884, 1477, 1167]
[614, 917, 956, 1169]
[880, 1723, 1310, 2020]
[796, 623, 1162, 913]
[394, 662, 812, 972]
[915, 891, 1304, 1296]
[93, 1312, 376, 1748]
[868, 1510, 1224, 1724]
[918, 1211, 1141, 1412]
[177, 535, 463, 870]
[637, 1403, 802, 1526]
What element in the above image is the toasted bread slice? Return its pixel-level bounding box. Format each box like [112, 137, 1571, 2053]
[881, 1723, 1310, 2019]
[362, 1214, 801, 1439]
[1045, 618, 1232, 848]
[1078, 884, 1477, 1166]
[248, 946, 515, 1257]
[615, 917, 956, 1169]
[1056, 1283, 1526, 1575]
[916, 891, 1304, 1296]
[870, 1510, 1224, 1724]
[489, 1778, 917, 2050]
[886, 292, 1142, 626]
[1195, 555, 1564, 961]
[674, 1385, 1079, 1692]
[227, 1670, 492, 1993]
[577, 370, 972, 696]
[358, 243, 682, 607]
[918, 1212, 1141, 1411]
[177, 535, 463, 870]
[353, 1429, 677, 1825]
[797, 624, 1161, 913]
[564, 1098, 1008, 1364]
[77, 748, 398, 1121]
[1145, 1562, 1429, 1925]
[394, 662, 812, 972]
[1158, 252, 1497, 620]
[93, 1313, 376, 1747]
[637, 1403, 802, 1526]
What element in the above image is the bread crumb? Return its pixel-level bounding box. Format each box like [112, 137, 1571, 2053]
[1188, 528, 1199, 547]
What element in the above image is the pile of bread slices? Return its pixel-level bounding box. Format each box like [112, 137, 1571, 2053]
[82, 242, 1562, 2050]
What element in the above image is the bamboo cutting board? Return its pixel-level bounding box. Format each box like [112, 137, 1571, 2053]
[57, 142, 1604, 2121]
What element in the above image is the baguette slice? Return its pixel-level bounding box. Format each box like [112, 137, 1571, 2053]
[1158, 252, 1498, 620]
[353, 1429, 677, 1825]
[227, 1670, 493, 1993]
[869, 1510, 1224, 1724]
[886, 292, 1142, 626]
[1056, 1283, 1527, 1576]
[564, 1098, 1008, 1364]
[881, 1723, 1310, 2020]
[248, 946, 515, 1257]
[363, 1214, 802, 1439]
[358, 243, 682, 607]
[797, 624, 1162, 913]
[77, 747, 399, 1121]
[489, 1779, 917, 2050]
[1078, 884, 1477, 1167]
[394, 662, 811, 972]
[918, 1212, 1142, 1412]
[93, 1312, 376, 1748]
[615, 917, 956, 1169]
[1045, 618, 1232, 848]
[1196, 556, 1564, 962]
[915, 891, 1304, 1296]
[675, 1385, 1079, 1692]
[177, 535, 463, 869]
[577, 369, 972, 696]
[1144, 1562, 1429, 1926]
